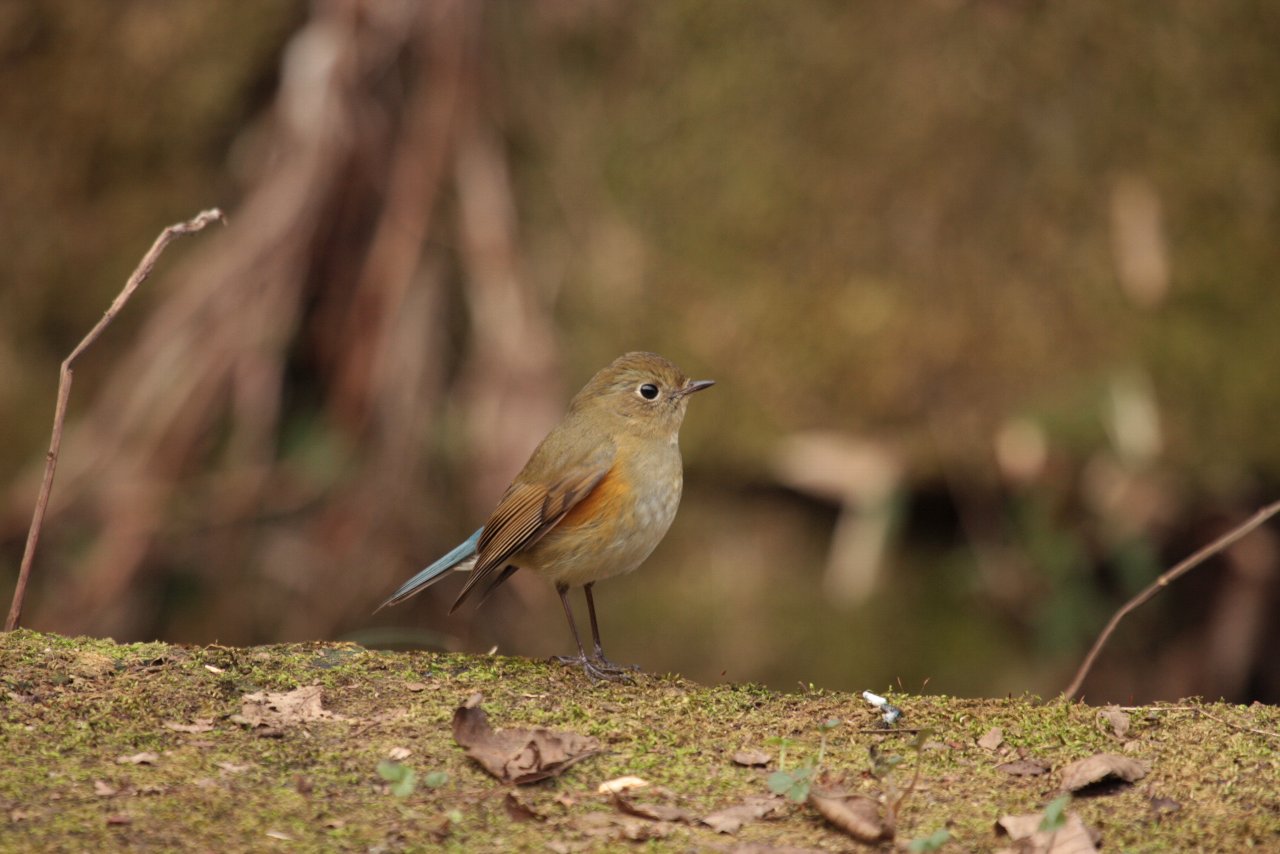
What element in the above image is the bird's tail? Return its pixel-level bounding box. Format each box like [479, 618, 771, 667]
[375, 527, 483, 612]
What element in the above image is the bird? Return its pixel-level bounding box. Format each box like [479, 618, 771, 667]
[379, 351, 713, 680]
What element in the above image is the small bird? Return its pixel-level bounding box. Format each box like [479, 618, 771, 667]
[380, 351, 713, 680]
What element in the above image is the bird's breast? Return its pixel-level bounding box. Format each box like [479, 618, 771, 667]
[526, 443, 684, 587]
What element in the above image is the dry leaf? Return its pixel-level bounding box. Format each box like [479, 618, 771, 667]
[163, 719, 214, 733]
[115, 752, 159, 765]
[265, 830, 292, 841]
[809, 789, 888, 843]
[451, 693, 602, 784]
[574, 812, 672, 841]
[978, 727, 1005, 751]
[701, 795, 785, 834]
[405, 682, 428, 692]
[732, 749, 772, 767]
[615, 794, 697, 823]
[996, 811, 1098, 853]
[503, 791, 545, 822]
[997, 759, 1050, 776]
[93, 780, 118, 797]
[1099, 706, 1130, 740]
[386, 747, 412, 761]
[597, 775, 649, 794]
[1060, 753, 1148, 792]
[231, 685, 339, 729]
[105, 814, 132, 826]
[216, 761, 252, 774]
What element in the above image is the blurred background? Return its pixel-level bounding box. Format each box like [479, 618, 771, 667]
[2, 1, 1278, 704]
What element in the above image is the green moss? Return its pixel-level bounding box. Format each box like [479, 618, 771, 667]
[1, 630, 1276, 851]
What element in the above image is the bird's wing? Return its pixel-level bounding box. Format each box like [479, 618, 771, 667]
[449, 461, 613, 612]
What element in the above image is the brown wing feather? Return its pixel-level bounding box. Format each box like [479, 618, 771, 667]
[449, 465, 612, 612]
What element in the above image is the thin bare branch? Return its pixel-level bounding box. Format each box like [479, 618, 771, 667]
[5, 208, 224, 631]
[1062, 499, 1280, 699]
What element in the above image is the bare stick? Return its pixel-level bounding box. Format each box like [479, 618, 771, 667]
[1193, 708, 1280, 741]
[4, 208, 224, 632]
[1062, 499, 1280, 699]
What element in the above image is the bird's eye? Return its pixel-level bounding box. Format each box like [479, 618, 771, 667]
[637, 383, 660, 400]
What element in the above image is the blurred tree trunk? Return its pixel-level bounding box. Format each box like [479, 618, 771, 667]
[16, 0, 561, 644]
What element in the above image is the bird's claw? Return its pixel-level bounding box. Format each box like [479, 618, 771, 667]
[552, 654, 637, 683]
[592, 655, 641, 674]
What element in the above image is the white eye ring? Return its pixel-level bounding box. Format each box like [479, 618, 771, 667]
[637, 383, 660, 400]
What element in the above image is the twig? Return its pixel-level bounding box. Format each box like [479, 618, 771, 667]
[1114, 705, 1279, 738]
[4, 208, 224, 631]
[1193, 708, 1280, 741]
[1062, 500, 1280, 699]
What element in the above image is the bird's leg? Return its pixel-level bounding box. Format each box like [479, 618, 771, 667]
[583, 583, 640, 673]
[552, 583, 630, 682]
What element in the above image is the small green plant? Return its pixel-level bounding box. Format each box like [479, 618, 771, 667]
[377, 762, 447, 797]
[766, 718, 840, 803]
[878, 728, 933, 833]
[1039, 794, 1071, 832]
[907, 827, 951, 851]
[376, 760, 417, 798]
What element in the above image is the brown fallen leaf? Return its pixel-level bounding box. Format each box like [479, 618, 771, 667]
[452, 693, 602, 784]
[808, 789, 889, 844]
[575, 811, 673, 841]
[215, 761, 253, 774]
[1099, 706, 1131, 740]
[615, 794, 697, 823]
[231, 685, 339, 729]
[732, 748, 772, 767]
[1060, 753, 1148, 792]
[163, 719, 214, 734]
[93, 780, 118, 797]
[405, 682, 428, 692]
[597, 775, 649, 794]
[105, 814, 132, 827]
[978, 726, 1005, 751]
[996, 811, 1098, 853]
[997, 758, 1051, 776]
[504, 791, 545, 822]
[115, 752, 159, 765]
[701, 795, 786, 834]
[1149, 795, 1181, 819]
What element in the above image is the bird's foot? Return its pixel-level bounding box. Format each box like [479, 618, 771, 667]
[552, 654, 635, 683]
[591, 654, 641, 674]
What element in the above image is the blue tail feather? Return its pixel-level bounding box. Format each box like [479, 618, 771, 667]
[377, 527, 483, 611]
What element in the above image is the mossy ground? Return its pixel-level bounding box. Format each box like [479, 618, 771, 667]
[1, 630, 1276, 852]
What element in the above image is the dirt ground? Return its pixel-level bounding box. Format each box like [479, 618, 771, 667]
[1, 630, 1276, 852]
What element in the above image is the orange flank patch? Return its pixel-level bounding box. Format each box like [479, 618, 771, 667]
[557, 465, 626, 530]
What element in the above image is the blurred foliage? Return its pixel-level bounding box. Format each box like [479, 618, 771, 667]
[498, 1, 1280, 481]
[2, 0, 1279, 702]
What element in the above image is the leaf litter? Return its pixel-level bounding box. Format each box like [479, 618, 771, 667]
[1059, 753, 1149, 792]
[451, 692, 602, 784]
[230, 685, 341, 729]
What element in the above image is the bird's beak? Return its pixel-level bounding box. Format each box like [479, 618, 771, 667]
[680, 379, 715, 397]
